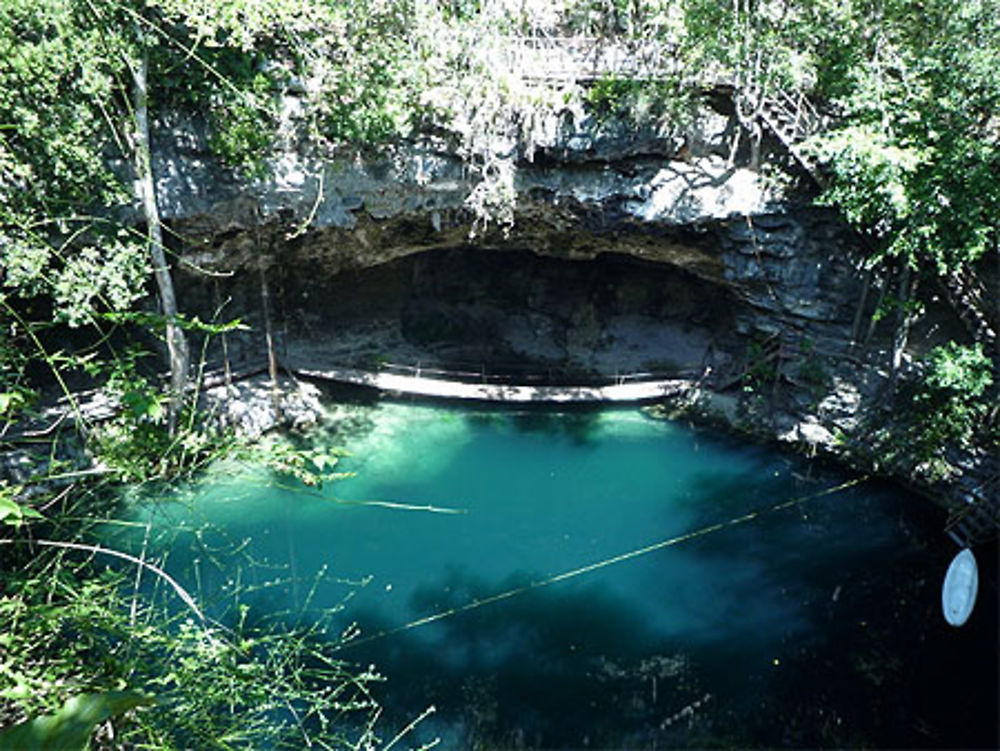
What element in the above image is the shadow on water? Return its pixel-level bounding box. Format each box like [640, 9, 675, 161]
[735, 535, 999, 750]
[507, 410, 602, 444]
[111, 403, 999, 750]
[148, 526, 998, 751]
[343, 566, 708, 749]
[681, 476, 997, 750]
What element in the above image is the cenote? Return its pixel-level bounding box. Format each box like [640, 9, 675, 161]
[106, 396, 997, 749]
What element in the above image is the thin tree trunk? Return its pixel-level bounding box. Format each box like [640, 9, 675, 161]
[260, 264, 281, 421]
[749, 120, 762, 171]
[850, 266, 872, 345]
[890, 263, 918, 391]
[132, 49, 189, 435]
[213, 279, 232, 388]
[863, 269, 889, 347]
[279, 276, 289, 362]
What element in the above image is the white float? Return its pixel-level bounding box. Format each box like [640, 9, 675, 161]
[942, 548, 978, 627]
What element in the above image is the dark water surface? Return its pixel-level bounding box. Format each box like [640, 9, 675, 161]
[112, 401, 998, 749]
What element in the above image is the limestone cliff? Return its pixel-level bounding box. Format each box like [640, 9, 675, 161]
[149, 96, 991, 512]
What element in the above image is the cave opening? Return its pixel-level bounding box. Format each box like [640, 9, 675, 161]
[186, 245, 749, 382]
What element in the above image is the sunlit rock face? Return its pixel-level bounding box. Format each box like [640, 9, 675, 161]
[157, 92, 855, 376]
[153, 96, 890, 478]
[155, 94, 780, 257]
[156, 93, 831, 342]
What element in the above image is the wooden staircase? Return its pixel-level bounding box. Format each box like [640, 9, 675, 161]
[945, 476, 1000, 548]
[493, 38, 832, 185]
[755, 88, 827, 187]
[938, 267, 998, 351]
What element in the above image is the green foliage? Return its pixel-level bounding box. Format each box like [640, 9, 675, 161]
[145, 24, 282, 177]
[0, 538, 382, 749]
[0, 485, 42, 529]
[921, 342, 993, 398]
[1, 227, 150, 328]
[585, 75, 635, 118]
[439, 0, 481, 22]
[679, 0, 825, 94]
[99, 309, 247, 337]
[309, 1, 417, 146]
[564, 0, 665, 35]
[206, 87, 275, 178]
[154, 0, 421, 150]
[0, 325, 36, 421]
[741, 336, 778, 394]
[78, 348, 233, 483]
[90, 400, 235, 485]
[674, 0, 999, 277]
[807, 126, 923, 246]
[239, 437, 351, 488]
[584, 74, 691, 128]
[0, 1, 147, 328]
[0, 691, 153, 751]
[0, 0, 125, 218]
[869, 343, 996, 480]
[0, 388, 31, 419]
[804, 0, 1000, 273]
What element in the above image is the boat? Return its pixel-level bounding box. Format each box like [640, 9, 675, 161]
[941, 548, 978, 627]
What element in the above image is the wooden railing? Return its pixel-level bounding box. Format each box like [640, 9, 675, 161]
[939, 268, 998, 349]
[760, 88, 823, 143]
[750, 86, 827, 185]
[298, 355, 703, 388]
[495, 35, 829, 182]
[945, 475, 1000, 548]
[500, 35, 680, 81]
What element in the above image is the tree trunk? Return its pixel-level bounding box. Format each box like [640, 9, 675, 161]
[259, 264, 282, 421]
[749, 120, 762, 171]
[890, 262, 918, 392]
[850, 266, 872, 345]
[213, 279, 232, 389]
[132, 49, 189, 435]
[863, 268, 889, 347]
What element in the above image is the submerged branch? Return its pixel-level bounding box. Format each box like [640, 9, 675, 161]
[329, 498, 469, 514]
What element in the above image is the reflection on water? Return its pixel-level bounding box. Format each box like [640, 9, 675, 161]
[108, 402, 997, 749]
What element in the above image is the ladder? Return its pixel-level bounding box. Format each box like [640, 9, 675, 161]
[755, 88, 827, 187]
[938, 268, 998, 351]
[945, 477, 1000, 548]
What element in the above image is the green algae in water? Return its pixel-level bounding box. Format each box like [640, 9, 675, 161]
[108, 402, 998, 749]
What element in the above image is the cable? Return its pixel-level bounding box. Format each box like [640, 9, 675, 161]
[334, 474, 870, 651]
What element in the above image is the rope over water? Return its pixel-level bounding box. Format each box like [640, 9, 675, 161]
[335, 474, 870, 651]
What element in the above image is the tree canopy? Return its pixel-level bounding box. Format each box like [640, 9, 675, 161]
[1, 0, 998, 745]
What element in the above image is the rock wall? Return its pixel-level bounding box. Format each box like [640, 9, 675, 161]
[151, 97, 987, 510]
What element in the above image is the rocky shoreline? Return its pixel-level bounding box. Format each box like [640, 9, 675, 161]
[4, 95, 994, 539]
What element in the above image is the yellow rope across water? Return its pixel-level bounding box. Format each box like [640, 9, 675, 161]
[335, 474, 871, 651]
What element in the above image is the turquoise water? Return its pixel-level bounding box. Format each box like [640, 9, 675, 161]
[111, 399, 997, 748]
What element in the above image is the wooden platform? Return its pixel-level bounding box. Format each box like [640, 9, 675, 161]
[293, 366, 693, 403]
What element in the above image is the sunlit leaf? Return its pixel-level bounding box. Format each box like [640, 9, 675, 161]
[0, 691, 153, 751]
[0, 494, 42, 528]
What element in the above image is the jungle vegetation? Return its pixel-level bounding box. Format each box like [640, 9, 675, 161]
[0, 0, 997, 747]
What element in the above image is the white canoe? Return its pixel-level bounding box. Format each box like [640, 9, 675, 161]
[942, 548, 978, 627]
